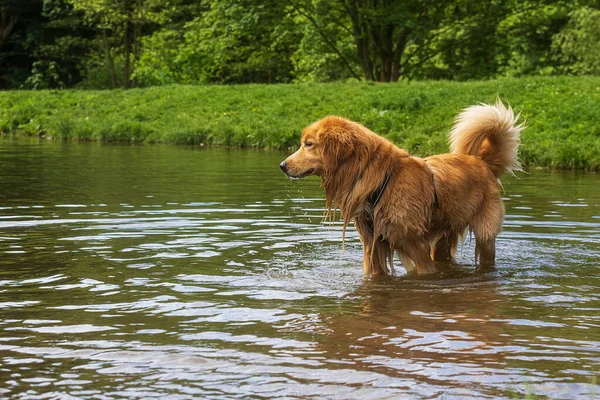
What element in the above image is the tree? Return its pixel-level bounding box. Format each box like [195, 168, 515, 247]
[1, 0, 598, 89]
[291, 6, 359, 82]
[0, 1, 21, 51]
[68, 0, 156, 88]
[0, 0, 43, 88]
[553, 5, 600, 75]
[292, 0, 498, 82]
[494, 1, 571, 77]
[414, 1, 510, 80]
[136, 0, 301, 85]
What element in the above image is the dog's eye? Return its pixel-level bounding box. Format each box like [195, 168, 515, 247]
[305, 141, 313, 148]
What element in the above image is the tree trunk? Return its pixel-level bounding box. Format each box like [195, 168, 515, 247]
[377, 25, 395, 82]
[0, 10, 20, 52]
[123, 0, 132, 89]
[357, 38, 374, 81]
[391, 29, 410, 81]
[345, 0, 374, 81]
[132, 0, 143, 88]
[102, 29, 117, 89]
[131, 23, 140, 88]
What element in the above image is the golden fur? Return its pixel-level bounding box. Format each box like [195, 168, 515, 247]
[280, 101, 524, 276]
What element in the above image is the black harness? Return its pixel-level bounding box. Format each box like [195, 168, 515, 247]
[364, 169, 393, 236]
[369, 170, 393, 210]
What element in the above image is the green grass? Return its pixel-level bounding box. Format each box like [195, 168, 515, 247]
[1, 76, 599, 169]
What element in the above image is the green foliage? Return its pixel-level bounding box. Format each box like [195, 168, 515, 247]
[496, 2, 570, 77]
[23, 60, 65, 89]
[136, 0, 300, 85]
[288, 0, 360, 82]
[3, 0, 600, 89]
[1, 77, 599, 170]
[134, 29, 193, 85]
[553, 6, 600, 74]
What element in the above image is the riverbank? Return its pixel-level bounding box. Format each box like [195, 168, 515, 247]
[1, 76, 599, 169]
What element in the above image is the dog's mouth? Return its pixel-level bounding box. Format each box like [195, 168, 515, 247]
[287, 168, 315, 180]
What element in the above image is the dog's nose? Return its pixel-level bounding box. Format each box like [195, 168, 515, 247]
[279, 160, 287, 173]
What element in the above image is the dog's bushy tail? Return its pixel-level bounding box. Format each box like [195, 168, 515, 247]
[449, 100, 524, 177]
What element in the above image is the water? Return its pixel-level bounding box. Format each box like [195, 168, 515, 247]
[0, 138, 598, 399]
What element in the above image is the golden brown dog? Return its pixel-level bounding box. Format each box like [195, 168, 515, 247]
[280, 101, 523, 276]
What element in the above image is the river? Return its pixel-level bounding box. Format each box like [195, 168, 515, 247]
[0, 138, 599, 399]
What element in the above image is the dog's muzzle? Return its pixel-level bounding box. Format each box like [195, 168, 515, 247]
[280, 160, 314, 179]
[280, 160, 288, 174]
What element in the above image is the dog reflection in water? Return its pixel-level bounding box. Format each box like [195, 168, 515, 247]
[280, 101, 523, 276]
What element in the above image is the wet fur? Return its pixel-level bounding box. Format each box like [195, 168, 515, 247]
[282, 101, 524, 276]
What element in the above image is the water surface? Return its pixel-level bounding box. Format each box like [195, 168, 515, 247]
[0, 138, 599, 399]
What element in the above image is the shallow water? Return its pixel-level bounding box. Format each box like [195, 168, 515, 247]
[0, 138, 598, 399]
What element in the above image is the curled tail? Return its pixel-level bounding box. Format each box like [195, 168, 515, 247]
[449, 100, 524, 177]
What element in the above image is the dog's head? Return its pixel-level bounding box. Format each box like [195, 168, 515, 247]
[280, 116, 364, 179]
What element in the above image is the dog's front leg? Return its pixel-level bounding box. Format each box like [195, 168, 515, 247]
[362, 240, 376, 275]
[354, 219, 388, 276]
[401, 238, 438, 275]
[355, 220, 376, 275]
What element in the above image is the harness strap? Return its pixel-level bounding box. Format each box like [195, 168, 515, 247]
[370, 170, 392, 208]
[365, 169, 394, 237]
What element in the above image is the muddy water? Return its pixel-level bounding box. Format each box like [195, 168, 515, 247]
[0, 138, 598, 399]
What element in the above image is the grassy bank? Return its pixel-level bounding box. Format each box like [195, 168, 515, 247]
[1, 76, 599, 169]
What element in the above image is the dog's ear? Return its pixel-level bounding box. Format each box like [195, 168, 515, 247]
[318, 121, 355, 173]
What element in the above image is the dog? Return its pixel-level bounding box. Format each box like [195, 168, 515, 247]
[280, 101, 523, 276]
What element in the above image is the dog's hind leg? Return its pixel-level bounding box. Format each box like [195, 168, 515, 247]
[475, 237, 496, 267]
[472, 195, 504, 268]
